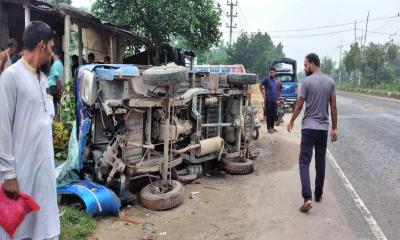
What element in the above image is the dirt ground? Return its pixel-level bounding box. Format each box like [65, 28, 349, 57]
[89, 113, 363, 240]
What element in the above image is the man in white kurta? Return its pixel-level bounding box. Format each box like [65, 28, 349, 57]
[0, 21, 60, 240]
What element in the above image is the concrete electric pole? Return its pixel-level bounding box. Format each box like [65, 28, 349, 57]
[360, 11, 370, 86]
[226, 0, 238, 47]
[338, 41, 343, 83]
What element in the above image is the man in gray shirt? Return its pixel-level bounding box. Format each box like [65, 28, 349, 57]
[287, 53, 338, 213]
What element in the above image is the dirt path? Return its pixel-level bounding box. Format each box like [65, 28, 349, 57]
[89, 115, 362, 240]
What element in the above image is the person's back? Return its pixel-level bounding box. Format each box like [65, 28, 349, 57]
[301, 72, 335, 130]
[287, 53, 337, 213]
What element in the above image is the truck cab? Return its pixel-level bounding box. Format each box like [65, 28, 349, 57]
[270, 58, 298, 110]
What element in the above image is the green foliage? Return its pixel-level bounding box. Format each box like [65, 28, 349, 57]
[197, 42, 228, 65]
[60, 206, 97, 240]
[59, 81, 76, 126]
[53, 81, 75, 161]
[364, 42, 386, 81]
[320, 56, 335, 76]
[226, 32, 285, 77]
[386, 41, 398, 63]
[340, 40, 400, 91]
[91, 0, 222, 64]
[343, 43, 361, 74]
[53, 121, 69, 161]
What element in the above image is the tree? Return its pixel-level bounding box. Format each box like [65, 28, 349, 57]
[364, 42, 386, 81]
[386, 41, 398, 66]
[197, 42, 228, 65]
[226, 32, 285, 77]
[92, 0, 221, 65]
[320, 56, 334, 76]
[343, 43, 361, 81]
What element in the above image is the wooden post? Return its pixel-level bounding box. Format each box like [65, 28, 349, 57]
[109, 33, 114, 63]
[78, 25, 83, 66]
[23, 0, 30, 27]
[64, 14, 71, 83]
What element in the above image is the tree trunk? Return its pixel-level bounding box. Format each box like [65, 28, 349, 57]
[154, 47, 160, 66]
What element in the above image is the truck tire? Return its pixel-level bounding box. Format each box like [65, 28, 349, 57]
[143, 64, 188, 86]
[177, 173, 198, 183]
[140, 180, 184, 211]
[227, 73, 258, 85]
[222, 158, 254, 175]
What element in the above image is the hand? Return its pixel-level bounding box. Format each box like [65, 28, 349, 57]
[331, 129, 338, 142]
[2, 178, 19, 200]
[287, 121, 294, 133]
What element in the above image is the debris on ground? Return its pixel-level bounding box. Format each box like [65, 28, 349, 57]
[185, 209, 195, 216]
[123, 218, 141, 225]
[203, 186, 221, 191]
[142, 221, 155, 231]
[189, 192, 200, 199]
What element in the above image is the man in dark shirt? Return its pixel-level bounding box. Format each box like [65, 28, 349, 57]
[287, 53, 338, 213]
[259, 67, 282, 133]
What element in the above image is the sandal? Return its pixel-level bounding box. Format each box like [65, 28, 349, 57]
[299, 200, 313, 213]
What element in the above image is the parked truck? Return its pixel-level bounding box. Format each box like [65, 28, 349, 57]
[270, 58, 298, 110]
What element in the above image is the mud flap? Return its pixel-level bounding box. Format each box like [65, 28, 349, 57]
[57, 180, 121, 217]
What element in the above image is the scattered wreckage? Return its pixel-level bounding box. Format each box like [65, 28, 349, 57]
[57, 63, 259, 215]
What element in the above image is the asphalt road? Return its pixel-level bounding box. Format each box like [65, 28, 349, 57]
[327, 91, 400, 240]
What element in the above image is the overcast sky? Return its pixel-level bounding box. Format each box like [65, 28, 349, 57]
[72, 0, 400, 70]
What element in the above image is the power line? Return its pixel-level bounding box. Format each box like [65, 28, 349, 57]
[371, 18, 395, 31]
[262, 15, 400, 33]
[270, 29, 354, 39]
[356, 28, 398, 36]
[237, 5, 252, 32]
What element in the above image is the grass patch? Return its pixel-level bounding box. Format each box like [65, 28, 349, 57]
[60, 206, 97, 240]
[337, 82, 400, 93]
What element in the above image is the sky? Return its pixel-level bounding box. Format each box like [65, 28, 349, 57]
[72, 0, 400, 69]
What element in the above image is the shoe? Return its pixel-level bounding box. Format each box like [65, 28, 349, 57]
[268, 129, 274, 134]
[299, 200, 313, 213]
[272, 128, 278, 132]
[315, 195, 323, 202]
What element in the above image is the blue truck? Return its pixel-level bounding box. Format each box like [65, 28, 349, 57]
[270, 58, 298, 110]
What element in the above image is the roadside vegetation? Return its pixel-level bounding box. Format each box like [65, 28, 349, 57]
[319, 40, 400, 93]
[60, 206, 97, 240]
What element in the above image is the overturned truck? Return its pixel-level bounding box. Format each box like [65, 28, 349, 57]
[74, 63, 258, 211]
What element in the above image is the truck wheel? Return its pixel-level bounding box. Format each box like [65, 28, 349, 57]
[222, 158, 254, 175]
[177, 173, 198, 183]
[251, 127, 259, 140]
[143, 64, 188, 86]
[140, 180, 184, 211]
[227, 73, 258, 85]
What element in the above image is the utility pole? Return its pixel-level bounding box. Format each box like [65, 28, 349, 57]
[354, 20, 358, 83]
[354, 20, 357, 45]
[360, 11, 369, 86]
[338, 41, 343, 83]
[226, 0, 238, 47]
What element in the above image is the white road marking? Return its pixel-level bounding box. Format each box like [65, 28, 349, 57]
[327, 149, 387, 240]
